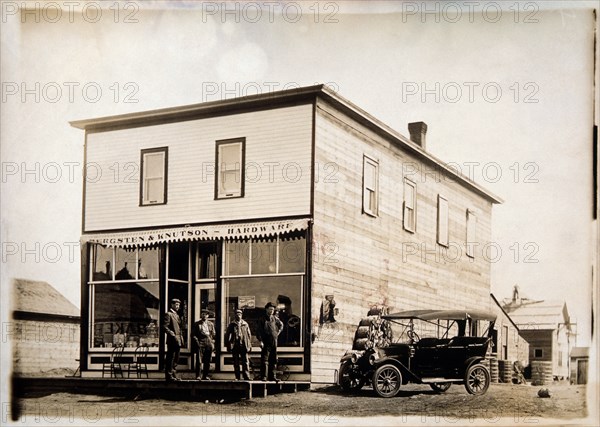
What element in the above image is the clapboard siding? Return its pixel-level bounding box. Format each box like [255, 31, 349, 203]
[310, 99, 494, 382]
[84, 104, 313, 231]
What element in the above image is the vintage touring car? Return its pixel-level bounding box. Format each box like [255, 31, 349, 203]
[338, 309, 496, 398]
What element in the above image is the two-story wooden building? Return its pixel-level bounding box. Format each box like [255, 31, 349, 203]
[71, 85, 501, 383]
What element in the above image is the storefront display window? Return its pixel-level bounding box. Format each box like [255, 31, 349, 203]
[222, 233, 306, 348]
[89, 244, 160, 349]
[223, 276, 303, 347]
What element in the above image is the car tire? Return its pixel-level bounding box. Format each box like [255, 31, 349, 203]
[339, 362, 365, 391]
[372, 364, 402, 398]
[430, 382, 452, 393]
[464, 363, 490, 395]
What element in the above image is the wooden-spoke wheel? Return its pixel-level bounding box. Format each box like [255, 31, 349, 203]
[430, 382, 452, 393]
[372, 364, 402, 398]
[339, 362, 365, 391]
[464, 364, 490, 395]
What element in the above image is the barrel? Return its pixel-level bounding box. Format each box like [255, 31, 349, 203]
[497, 359, 513, 383]
[530, 361, 553, 385]
[485, 357, 499, 383]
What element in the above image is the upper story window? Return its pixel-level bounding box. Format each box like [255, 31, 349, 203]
[437, 195, 449, 247]
[215, 138, 245, 199]
[403, 178, 416, 232]
[466, 209, 477, 258]
[140, 147, 168, 206]
[362, 155, 379, 217]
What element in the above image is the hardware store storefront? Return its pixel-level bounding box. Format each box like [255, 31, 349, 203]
[80, 218, 311, 378]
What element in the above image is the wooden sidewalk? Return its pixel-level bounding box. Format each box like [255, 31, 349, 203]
[12, 376, 311, 400]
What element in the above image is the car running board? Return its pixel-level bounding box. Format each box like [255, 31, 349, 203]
[420, 378, 455, 383]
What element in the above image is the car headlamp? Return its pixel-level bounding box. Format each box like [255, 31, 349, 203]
[369, 353, 379, 365]
[350, 353, 359, 364]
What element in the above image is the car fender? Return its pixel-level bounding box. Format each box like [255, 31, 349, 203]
[463, 356, 487, 375]
[373, 357, 420, 383]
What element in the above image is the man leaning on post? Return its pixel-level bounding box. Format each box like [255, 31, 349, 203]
[257, 302, 283, 381]
[163, 298, 183, 382]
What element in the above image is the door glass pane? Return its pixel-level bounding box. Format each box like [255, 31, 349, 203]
[168, 242, 189, 281]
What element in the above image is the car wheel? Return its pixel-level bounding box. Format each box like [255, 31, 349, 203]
[464, 363, 490, 395]
[430, 382, 452, 393]
[339, 363, 365, 391]
[372, 364, 402, 398]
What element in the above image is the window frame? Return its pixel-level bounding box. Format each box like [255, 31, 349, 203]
[362, 155, 379, 217]
[139, 147, 168, 206]
[437, 194, 449, 247]
[403, 178, 417, 232]
[534, 348, 543, 358]
[466, 209, 477, 258]
[215, 137, 246, 200]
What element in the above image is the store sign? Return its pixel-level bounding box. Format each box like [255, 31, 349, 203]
[81, 218, 310, 247]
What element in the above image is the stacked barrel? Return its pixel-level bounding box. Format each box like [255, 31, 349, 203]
[497, 360, 513, 383]
[483, 357, 499, 383]
[530, 361, 553, 385]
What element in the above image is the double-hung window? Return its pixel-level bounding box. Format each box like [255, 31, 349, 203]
[215, 138, 245, 199]
[140, 147, 168, 206]
[437, 195, 449, 246]
[403, 178, 416, 232]
[466, 209, 477, 258]
[362, 155, 379, 217]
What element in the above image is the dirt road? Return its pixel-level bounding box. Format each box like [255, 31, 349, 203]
[9, 381, 593, 426]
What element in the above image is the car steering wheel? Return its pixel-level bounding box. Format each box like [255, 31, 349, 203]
[407, 330, 420, 342]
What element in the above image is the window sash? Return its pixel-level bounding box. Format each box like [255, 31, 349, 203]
[466, 209, 477, 257]
[216, 139, 244, 199]
[141, 148, 167, 205]
[362, 156, 378, 216]
[437, 195, 449, 247]
[403, 178, 416, 232]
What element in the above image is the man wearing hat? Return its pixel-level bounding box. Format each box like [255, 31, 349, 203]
[225, 309, 252, 380]
[163, 298, 183, 382]
[256, 302, 284, 381]
[192, 310, 215, 380]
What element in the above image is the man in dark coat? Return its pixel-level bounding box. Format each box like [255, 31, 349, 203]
[256, 302, 283, 381]
[163, 298, 183, 381]
[225, 309, 252, 380]
[192, 310, 215, 380]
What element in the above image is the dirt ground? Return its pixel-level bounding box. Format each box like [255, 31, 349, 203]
[9, 381, 595, 426]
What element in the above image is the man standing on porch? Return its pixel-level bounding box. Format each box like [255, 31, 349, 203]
[225, 309, 252, 380]
[193, 310, 215, 380]
[257, 302, 284, 381]
[163, 298, 183, 382]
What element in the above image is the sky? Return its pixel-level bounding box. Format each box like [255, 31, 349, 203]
[1, 0, 596, 356]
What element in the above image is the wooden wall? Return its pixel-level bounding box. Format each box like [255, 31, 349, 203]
[310, 99, 495, 383]
[85, 104, 313, 231]
[11, 319, 80, 376]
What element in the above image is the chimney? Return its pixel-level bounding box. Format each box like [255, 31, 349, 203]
[408, 121, 427, 149]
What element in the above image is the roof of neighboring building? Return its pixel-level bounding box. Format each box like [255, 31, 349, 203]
[70, 84, 502, 204]
[502, 299, 570, 330]
[13, 279, 80, 318]
[490, 293, 520, 331]
[570, 347, 589, 358]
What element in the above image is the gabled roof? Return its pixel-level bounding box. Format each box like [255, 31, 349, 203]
[13, 279, 79, 318]
[490, 293, 520, 331]
[503, 299, 570, 330]
[70, 84, 502, 204]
